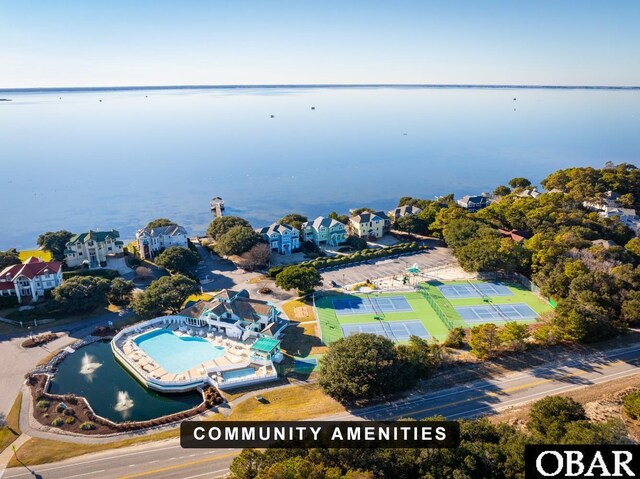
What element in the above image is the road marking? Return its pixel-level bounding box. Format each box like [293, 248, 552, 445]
[3, 444, 182, 478]
[116, 451, 239, 479]
[385, 359, 638, 420]
[182, 470, 228, 479]
[67, 470, 105, 478]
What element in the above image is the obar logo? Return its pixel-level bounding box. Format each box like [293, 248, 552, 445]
[525, 446, 639, 478]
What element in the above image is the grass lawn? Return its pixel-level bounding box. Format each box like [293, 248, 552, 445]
[316, 291, 450, 344]
[421, 280, 554, 328]
[18, 249, 52, 262]
[8, 429, 179, 468]
[220, 383, 343, 422]
[0, 393, 22, 454]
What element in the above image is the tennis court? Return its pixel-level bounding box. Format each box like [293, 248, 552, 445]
[332, 295, 413, 316]
[341, 320, 431, 341]
[455, 303, 538, 323]
[438, 282, 513, 299]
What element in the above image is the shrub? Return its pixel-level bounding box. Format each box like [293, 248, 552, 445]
[623, 390, 640, 420]
[51, 417, 64, 427]
[443, 327, 466, 348]
[43, 413, 49, 418]
[37, 400, 50, 409]
[63, 408, 76, 416]
[80, 421, 96, 430]
[56, 403, 66, 413]
[65, 417, 76, 424]
[0, 296, 19, 308]
[268, 265, 285, 278]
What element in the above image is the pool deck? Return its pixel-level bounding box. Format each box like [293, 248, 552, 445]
[112, 316, 279, 392]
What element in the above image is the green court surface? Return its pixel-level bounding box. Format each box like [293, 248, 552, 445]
[315, 281, 554, 344]
[419, 280, 553, 328]
[315, 291, 450, 344]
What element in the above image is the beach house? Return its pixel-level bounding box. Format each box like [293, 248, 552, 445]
[64, 230, 124, 268]
[456, 194, 491, 212]
[0, 257, 63, 304]
[256, 223, 300, 255]
[136, 224, 189, 260]
[389, 205, 423, 220]
[301, 217, 347, 246]
[348, 212, 386, 240]
[179, 289, 288, 340]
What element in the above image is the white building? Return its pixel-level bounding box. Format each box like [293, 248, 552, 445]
[0, 257, 63, 304]
[583, 192, 639, 236]
[136, 224, 189, 260]
[65, 230, 124, 268]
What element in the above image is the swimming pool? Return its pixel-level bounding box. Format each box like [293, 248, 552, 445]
[222, 367, 256, 381]
[134, 329, 225, 374]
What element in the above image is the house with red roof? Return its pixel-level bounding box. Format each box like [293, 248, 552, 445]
[0, 257, 63, 304]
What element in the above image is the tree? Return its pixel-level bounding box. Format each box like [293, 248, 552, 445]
[37, 231, 73, 261]
[130, 274, 198, 319]
[351, 207, 374, 216]
[625, 237, 640, 258]
[274, 265, 322, 294]
[468, 323, 502, 358]
[154, 246, 199, 274]
[328, 211, 349, 224]
[395, 215, 427, 234]
[238, 243, 272, 270]
[214, 226, 260, 257]
[107, 278, 135, 307]
[52, 276, 111, 313]
[493, 185, 511, 197]
[146, 218, 176, 229]
[278, 213, 307, 231]
[498, 322, 529, 351]
[528, 396, 586, 441]
[206, 216, 252, 240]
[0, 249, 20, 270]
[508, 177, 531, 189]
[345, 235, 368, 251]
[319, 333, 401, 403]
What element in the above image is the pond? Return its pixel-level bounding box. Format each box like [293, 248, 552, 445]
[48, 340, 203, 422]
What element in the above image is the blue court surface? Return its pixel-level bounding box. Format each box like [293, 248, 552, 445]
[455, 303, 538, 323]
[438, 282, 513, 299]
[341, 320, 430, 341]
[333, 296, 413, 316]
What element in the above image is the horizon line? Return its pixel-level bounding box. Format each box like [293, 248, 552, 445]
[1, 82, 640, 93]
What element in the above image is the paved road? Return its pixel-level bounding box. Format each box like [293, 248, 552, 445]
[4, 343, 640, 479]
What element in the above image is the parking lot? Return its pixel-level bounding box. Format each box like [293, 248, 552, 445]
[319, 246, 457, 287]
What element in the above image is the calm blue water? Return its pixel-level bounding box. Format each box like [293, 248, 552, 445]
[1, 86, 639, 249]
[222, 367, 257, 381]
[134, 328, 225, 374]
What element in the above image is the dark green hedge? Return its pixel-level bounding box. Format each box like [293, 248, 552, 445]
[62, 269, 120, 280]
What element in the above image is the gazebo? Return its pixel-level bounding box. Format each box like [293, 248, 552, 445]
[250, 337, 281, 361]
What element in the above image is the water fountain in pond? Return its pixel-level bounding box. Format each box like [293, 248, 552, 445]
[79, 352, 102, 381]
[114, 391, 134, 417]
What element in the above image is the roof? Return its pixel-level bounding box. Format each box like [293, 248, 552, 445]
[180, 289, 273, 323]
[497, 229, 528, 243]
[373, 211, 390, 221]
[389, 205, 422, 217]
[251, 337, 280, 353]
[68, 229, 120, 244]
[350, 212, 383, 224]
[0, 257, 62, 281]
[303, 216, 344, 230]
[591, 239, 617, 249]
[257, 223, 299, 236]
[137, 224, 187, 238]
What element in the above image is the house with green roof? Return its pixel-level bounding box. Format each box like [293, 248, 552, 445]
[64, 229, 124, 268]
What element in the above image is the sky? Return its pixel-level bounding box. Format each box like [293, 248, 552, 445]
[1, 0, 639, 88]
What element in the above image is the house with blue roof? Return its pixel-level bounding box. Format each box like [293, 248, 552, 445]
[256, 223, 300, 255]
